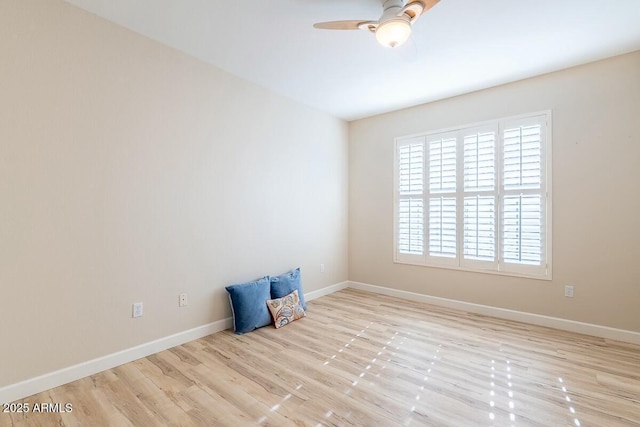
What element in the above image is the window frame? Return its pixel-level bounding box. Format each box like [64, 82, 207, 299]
[393, 111, 552, 280]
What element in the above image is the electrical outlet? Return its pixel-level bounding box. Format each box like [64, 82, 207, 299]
[179, 293, 188, 307]
[132, 302, 143, 318]
[320, 263, 325, 273]
[564, 285, 574, 298]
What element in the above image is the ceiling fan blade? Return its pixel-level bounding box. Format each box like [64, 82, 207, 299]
[313, 20, 376, 31]
[399, 0, 440, 22]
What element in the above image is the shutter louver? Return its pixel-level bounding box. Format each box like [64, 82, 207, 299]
[464, 132, 495, 191]
[428, 136, 457, 260]
[503, 125, 541, 190]
[502, 121, 544, 270]
[398, 143, 423, 195]
[398, 199, 424, 255]
[464, 196, 496, 261]
[429, 197, 456, 258]
[429, 138, 456, 192]
[503, 195, 542, 265]
[398, 143, 424, 255]
[463, 130, 496, 264]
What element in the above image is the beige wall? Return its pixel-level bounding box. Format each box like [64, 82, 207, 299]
[0, 0, 348, 387]
[349, 51, 640, 333]
[2, 0, 638, 393]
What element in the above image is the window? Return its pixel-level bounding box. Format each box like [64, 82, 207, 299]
[394, 112, 551, 279]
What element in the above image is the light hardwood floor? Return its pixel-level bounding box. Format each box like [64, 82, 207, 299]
[2, 288, 640, 426]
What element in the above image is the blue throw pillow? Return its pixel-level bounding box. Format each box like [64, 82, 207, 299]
[270, 268, 306, 310]
[225, 276, 272, 334]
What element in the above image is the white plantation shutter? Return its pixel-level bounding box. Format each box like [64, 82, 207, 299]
[429, 137, 456, 193]
[501, 116, 548, 276]
[462, 128, 497, 269]
[463, 195, 496, 261]
[396, 139, 425, 258]
[394, 112, 550, 279]
[503, 124, 542, 190]
[427, 135, 458, 263]
[398, 198, 424, 255]
[429, 197, 456, 258]
[503, 195, 542, 265]
[398, 143, 424, 194]
[464, 131, 495, 191]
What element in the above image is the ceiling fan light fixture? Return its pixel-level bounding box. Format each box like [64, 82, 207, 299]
[375, 18, 411, 48]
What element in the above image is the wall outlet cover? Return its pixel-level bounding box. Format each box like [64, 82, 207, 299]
[564, 286, 574, 298]
[133, 302, 143, 317]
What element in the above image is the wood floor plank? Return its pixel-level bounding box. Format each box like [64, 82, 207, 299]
[2, 288, 639, 426]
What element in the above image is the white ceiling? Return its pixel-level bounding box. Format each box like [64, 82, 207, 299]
[65, 0, 640, 121]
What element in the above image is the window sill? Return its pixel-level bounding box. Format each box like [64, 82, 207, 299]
[393, 258, 552, 281]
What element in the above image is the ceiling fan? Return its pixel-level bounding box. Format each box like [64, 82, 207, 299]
[313, 0, 440, 48]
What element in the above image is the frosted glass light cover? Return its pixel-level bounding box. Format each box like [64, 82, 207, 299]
[375, 19, 411, 48]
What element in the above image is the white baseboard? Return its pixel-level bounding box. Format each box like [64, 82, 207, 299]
[347, 280, 640, 345]
[0, 317, 233, 405]
[0, 280, 348, 404]
[306, 281, 349, 301]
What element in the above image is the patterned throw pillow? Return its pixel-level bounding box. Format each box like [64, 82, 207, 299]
[266, 289, 306, 329]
